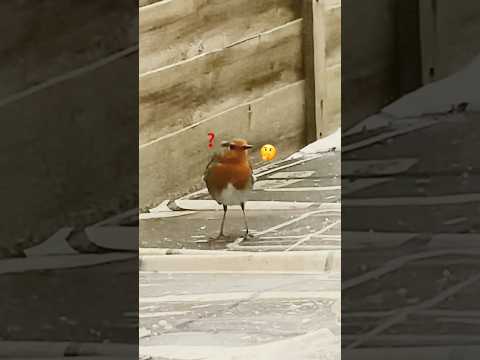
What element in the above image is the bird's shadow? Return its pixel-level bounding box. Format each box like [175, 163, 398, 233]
[207, 234, 251, 250]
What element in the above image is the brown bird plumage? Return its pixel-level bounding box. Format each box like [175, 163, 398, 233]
[203, 139, 254, 239]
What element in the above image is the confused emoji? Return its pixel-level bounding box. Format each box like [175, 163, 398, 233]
[260, 144, 277, 161]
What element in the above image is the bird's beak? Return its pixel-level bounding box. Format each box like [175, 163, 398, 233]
[221, 141, 230, 147]
[244, 144, 253, 149]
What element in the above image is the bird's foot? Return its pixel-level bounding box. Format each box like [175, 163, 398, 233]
[209, 233, 227, 241]
[208, 234, 229, 250]
[242, 232, 255, 240]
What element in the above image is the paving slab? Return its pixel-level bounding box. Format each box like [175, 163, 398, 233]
[140, 152, 341, 252]
[342, 113, 480, 349]
[140, 272, 340, 360]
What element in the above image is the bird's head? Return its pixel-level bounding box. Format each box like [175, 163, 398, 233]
[221, 139, 252, 161]
[221, 139, 252, 152]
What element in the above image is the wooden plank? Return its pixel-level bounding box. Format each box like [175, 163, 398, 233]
[325, 0, 341, 9]
[432, 1, 480, 79]
[140, 0, 162, 7]
[140, 0, 302, 73]
[419, 0, 437, 83]
[324, 64, 341, 135]
[139, 19, 304, 146]
[303, 0, 327, 142]
[140, 81, 306, 207]
[326, 4, 341, 67]
[0, 1, 137, 101]
[341, 0, 412, 130]
[395, 0, 422, 94]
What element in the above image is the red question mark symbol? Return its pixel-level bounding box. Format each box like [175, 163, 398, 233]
[208, 132, 215, 148]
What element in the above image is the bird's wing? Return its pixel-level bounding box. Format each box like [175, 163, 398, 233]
[203, 154, 219, 182]
[249, 160, 256, 185]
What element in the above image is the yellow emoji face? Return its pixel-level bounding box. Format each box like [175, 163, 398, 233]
[260, 144, 277, 161]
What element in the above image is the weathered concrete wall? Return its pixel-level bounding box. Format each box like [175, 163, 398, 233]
[1, 1, 138, 252]
[139, 0, 341, 208]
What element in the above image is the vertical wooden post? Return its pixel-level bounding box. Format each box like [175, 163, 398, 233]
[395, 0, 422, 95]
[304, 0, 326, 143]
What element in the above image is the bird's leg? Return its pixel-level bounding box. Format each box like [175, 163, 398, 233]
[241, 202, 253, 239]
[209, 205, 228, 245]
[219, 204, 228, 238]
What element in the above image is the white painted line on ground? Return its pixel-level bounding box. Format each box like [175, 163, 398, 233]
[253, 179, 303, 190]
[343, 120, 437, 153]
[139, 311, 190, 319]
[140, 291, 339, 304]
[344, 193, 480, 206]
[140, 211, 195, 219]
[343, 178, 393, 195]
[268, 171, 315, 179]
[140, 200, 319, 219]
[261, 186, 340, 192]
[342, 231, 480, 250]
[344, 113, 396, 136]
[229, 204, 340, 249]
[288, 128, 341, 159]
[254, 209, 339, 237]
[24, 228, 76, 256]
[285, 220, 341, 252]
[258, 234, 340, 240]
[443, 217, 468, 225]
[254, 154, 325, 178]
[343, 158, 418, 176]
[172, 200, 318, 211]
[0, 253, 135, 275]
[92, 208, 138, 226]
[142, 200, 196, 219]
[86, 226, 137, 251]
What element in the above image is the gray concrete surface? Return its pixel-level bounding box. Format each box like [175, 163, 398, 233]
[139, 149, 341, 359]
[140, 152, 341, 251]
[342, 112, 480, 349]
[1, 259, 137, 343]
[140, 272, 340, 360]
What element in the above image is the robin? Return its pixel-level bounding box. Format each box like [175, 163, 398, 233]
[203, 139, 255, 240]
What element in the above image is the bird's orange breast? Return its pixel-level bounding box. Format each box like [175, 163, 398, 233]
[206, 162, 252, 191]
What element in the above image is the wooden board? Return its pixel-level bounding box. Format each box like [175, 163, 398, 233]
[420, 0, 480, 82]
[303, 0, 341, 141]
[140, 81, 306, 207]
[304, 0, 327, 142]
[325, 64, 341, 135]
[139, 19, 304, 146]
[341, 0, 404, 131]
[140, 0, 162, 7]
[326, 5, 341, 67]
[0, 1, 137, 100]
[139, 0, 302, 73]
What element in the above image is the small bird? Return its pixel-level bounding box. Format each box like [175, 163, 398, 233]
[203, 138, 254, 240]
